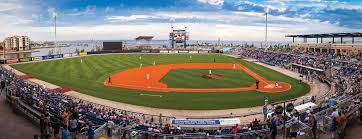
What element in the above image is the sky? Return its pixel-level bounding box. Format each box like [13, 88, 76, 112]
[0, 0, 361, 41]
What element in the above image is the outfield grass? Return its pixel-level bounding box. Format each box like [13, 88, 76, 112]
[161, 69, 256, 88]
[10, 54, 310, 110]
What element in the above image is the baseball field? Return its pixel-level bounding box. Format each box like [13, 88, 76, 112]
[10, 54, 310, 110]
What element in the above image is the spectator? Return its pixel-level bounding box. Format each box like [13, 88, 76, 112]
[62, 125, 70, 139]
[69, 118, 78, 138]
[87, 124, 95, 139]
[62, 110, 70, 127]
[330, 117, 338, 139]
[329, 98, 337, 107]
[359, 104, 362, 123]
[331, 108, 339, 118]
[43, 114, 52, 139]
[39, 115, 45, 138]
[337, 111, 346, 126]
[264, 98, 268, 106]
[270, 114, 278, 139]
[262, 105, 268, 121]
[52, 119, 61, 139]
[308, 114, 317, 139]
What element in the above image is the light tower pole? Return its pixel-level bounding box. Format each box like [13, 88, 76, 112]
[264, 6, 269, 49]
[53, 11, 58, 54]
[170, 18, 175, 48]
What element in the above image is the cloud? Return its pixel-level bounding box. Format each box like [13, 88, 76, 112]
[66, 5, 96, 16]
[20, 19, 360, 42]
[197, 0, 224, 6]
[84, 5, 96, 15]
[106, 15, 161, 22]
[48, 8, 57, 18]
[1, 0, 361, 41]
[104, 6, 114, 13]
[0, 1, 23, 12]
[328, 2, 362, 11]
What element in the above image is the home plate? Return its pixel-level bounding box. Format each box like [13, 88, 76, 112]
[140, 94, 162, 97]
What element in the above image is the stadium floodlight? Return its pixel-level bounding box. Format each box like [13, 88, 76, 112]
[169, 17, 175, 30]
[52, 11, 58, 54]
[264, 6, 269, 49]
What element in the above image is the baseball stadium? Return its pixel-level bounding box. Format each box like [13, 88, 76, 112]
[1, 0, 362, 139]
[9, 54, 305, 110]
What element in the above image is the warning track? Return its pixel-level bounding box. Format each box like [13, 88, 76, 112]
[104, 63, 291, 93]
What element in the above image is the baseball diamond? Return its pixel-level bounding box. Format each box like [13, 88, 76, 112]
[104, 63, 291, 93]
[10, 54, 309, 110]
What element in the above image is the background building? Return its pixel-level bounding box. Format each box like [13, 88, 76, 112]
[4, 36, 31, 51]
[135, 36, 153, 49]
[0, 42, 4, 50]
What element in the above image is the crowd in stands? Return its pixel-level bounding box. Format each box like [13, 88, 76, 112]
[0, 46, 361, 139]
[0, 67, 140, 139]
[237, 46, 362, 138]
[239, 47, 361, 94]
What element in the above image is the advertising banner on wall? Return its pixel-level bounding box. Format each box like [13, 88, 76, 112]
[6, 59, 19, 64]
[19, 57, 32, 62]
[52, 54, 63, 59]
[42, 55, 54, 60]
[198, 50, 209, 53]
[150, 50, 160, 53]
[33, 56, 42, 61]
[141, 50, 150, 53]
[72, 53, 79, 56]
[178, 50, 189, 53]
[63, 53, 72, 57]
[189, 51, 198, 54]
[171, 118, 240, 126]
[79, 52, 87, 56]
[169, 50, 178, 53]
[86, 52, 100, 55]
[160, 50, 169, 53]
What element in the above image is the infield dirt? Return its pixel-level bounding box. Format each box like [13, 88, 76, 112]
[104, 63, 291, 93]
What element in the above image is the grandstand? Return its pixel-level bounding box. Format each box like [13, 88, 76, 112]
[286, 32, 362, 55]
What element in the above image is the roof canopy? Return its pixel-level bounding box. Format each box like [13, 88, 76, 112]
[285, 32, 362, 38]
[135, 36, 154, 40]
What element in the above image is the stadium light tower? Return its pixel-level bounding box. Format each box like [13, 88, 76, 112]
[52, 11, 58, 54]
[264, 6, 269, 49]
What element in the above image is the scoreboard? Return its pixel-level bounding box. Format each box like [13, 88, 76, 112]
[169, 30, 189, 43]
[103, 41, 123, 51]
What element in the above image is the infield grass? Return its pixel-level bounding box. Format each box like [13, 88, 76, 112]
[10, 54, 310, 110]
[161, 69, 256, 88]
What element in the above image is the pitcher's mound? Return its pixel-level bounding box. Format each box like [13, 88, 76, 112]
[202, 74, 223, 80]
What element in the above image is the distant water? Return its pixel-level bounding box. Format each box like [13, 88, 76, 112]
[31, 40, 290, 57]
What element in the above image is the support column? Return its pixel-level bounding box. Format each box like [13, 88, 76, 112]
[292, 37, 295, 43]
[321, 37, 323, 43]
[341, 37, 343, 44]
[352, 37, 354, 44]
[317, 37, 319, 43]
[332, 37, 335, 43]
